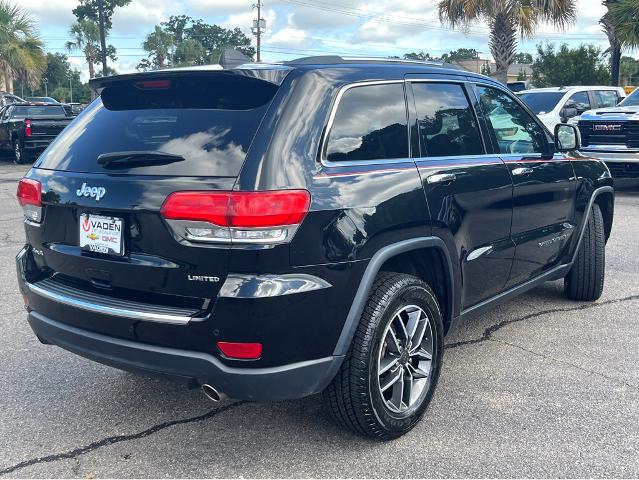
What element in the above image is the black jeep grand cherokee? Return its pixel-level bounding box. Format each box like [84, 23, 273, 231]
[16, 57, 613, 439]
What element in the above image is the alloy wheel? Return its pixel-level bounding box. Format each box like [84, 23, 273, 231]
[377, 304, 434, 414]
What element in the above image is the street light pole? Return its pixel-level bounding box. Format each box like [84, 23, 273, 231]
[69, 75, 73, 103]
[97, 0, 108, 76]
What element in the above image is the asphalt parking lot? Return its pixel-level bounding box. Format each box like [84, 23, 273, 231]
[0, 161, 638, 478]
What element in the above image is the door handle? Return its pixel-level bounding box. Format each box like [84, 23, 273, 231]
[427, 173, 456, 184]
[511, 167, 534, 176]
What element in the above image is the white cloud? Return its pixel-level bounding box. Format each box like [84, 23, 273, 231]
[186, 0, 255, 16]
[111, 0, 172, 34]
[24, 0, 79, 29]
[289, 6, 357, 30]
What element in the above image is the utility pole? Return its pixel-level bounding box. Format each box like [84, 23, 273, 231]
[97, 0, 108, 76]
[251, 1, 266, 62]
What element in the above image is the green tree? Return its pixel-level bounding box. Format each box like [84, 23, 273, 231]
[441, 48, 479, 62]
[159, 15, 255, 64]
[439, 0, 577, 83]
[531, 43, 610, 87]
[403, 51, 433, 61]
[65, 20, 116, 79]
[480, 61, 492, 75]
[609, 0, 639, 48]
[0, 0, 46, 93]
[621, 56, 639, 84]
[513, 52, 533, 64]
[141, 25, 173, 69]
[72, 0, 132, 31]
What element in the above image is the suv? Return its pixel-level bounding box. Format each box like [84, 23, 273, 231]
[518, 86, 625, 131]
[16, 57, 614, 439]
[572, 87, 639, 178]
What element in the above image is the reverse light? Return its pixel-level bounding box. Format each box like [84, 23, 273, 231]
[16, 178, 42, 223]
[160, 190, 310, 245]
[24, 119, 31, 137]
[217, 341, 262, 360]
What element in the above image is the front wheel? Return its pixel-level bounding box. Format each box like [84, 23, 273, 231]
[323, 273, 444, 440]
[564, 203, 605, 301]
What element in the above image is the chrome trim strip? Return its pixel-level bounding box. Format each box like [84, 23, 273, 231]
[27, 282, 193, 325]
[466, 246, 493, 261]
[219, 274, 332, 298]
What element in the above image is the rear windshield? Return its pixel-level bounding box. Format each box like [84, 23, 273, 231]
[518, 92, 565, 114]
[13, 105, 67, 118]
[37, 75, 278, 177]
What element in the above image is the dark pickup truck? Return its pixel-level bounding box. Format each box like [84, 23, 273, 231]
[0, 103, 72, 164]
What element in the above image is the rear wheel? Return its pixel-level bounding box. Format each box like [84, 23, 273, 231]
[13, 141, 29, 165]
[564, 203, 605, 301]
[323, 272, 444, 440]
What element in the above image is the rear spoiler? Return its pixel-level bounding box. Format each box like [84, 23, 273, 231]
[89, 66, 294, 93]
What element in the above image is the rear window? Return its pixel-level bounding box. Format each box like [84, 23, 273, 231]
[13, 105, 67, 118]
[37, 75, 278, 177]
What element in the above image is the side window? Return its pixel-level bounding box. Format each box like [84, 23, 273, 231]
[412, 82, 484, 157]
[477, 86, 548, 155]
[565, 91, 591, 113]
[594, 90, 618, 108]
[3, 106, 12, 120]
[325, 83, 408, 162]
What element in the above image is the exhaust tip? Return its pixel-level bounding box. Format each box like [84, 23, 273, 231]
[201, 384, 222, 402]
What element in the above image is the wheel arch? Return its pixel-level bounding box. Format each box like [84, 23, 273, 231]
[332, 237, 455, 356]
[594, 190, 614, 243]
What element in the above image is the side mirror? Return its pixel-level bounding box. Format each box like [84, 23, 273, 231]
[560, 107, 578, 122]
[554, 123, 581, 152]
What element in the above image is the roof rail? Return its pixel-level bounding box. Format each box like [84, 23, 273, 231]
[284, 55, 452, 68]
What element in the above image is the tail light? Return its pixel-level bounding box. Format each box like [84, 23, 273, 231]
[161, 190, 310, 245]
[16, 178, 42, 223]
[24, 119, 31, 137]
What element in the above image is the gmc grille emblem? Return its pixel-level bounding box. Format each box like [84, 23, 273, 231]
[593, 124, 622, 132]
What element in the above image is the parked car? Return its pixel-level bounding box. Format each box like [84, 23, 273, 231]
[25, 96, 60, 104]
[0, 103, 72, 164]
[518, 86, 626, 131]
[1, 92, 25, 107]
[62, 102, 85, 116]
[572, 87, 639, 178]
[16, 57, 614, 439]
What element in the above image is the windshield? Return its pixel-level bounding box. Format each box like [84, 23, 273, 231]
[518, 92, 565, 114]
[12, 105, 67, 117]
[619, 88, 639, 107]
[27, 97, 58, 104]
[36, 74, 279, 177]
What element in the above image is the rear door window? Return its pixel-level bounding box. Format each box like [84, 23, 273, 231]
[594, 90, 619, 108]
[324, 83, 408, 162]
[412, 82, 484, 157]
[37, 74, 278, 177]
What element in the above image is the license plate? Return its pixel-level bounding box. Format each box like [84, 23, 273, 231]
[79, 214, 124, 256]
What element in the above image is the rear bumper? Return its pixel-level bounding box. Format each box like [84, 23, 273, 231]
[23, 139, 52, 151]
[27, 310, 343, 401]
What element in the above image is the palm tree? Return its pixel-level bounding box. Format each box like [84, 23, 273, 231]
[438, 0, 577, 83]
[143, 26, 174, 69]
[0, 0, 46, 92]
[602, 0, 639, 85]
[65, 20, 100, 79]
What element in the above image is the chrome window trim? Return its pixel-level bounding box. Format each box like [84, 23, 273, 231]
[319, 80, 406, 167]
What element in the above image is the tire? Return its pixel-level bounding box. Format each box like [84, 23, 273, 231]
[564, 203, 605, 301]
[13, 141, 29, 165]
[323, 272, 444, 440]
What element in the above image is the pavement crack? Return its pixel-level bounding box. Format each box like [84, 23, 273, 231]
[491, 338, 639, 392]
[445, 294, 639, 350]
[0, 401, 247, 477]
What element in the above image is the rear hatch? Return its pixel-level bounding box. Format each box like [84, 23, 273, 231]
[23, 70, 283, 337]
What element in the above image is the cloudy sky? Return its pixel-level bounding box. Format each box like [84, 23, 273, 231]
[23, 0, 619, 81]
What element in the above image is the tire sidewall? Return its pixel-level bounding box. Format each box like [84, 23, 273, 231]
[367, 281, 444, 436]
